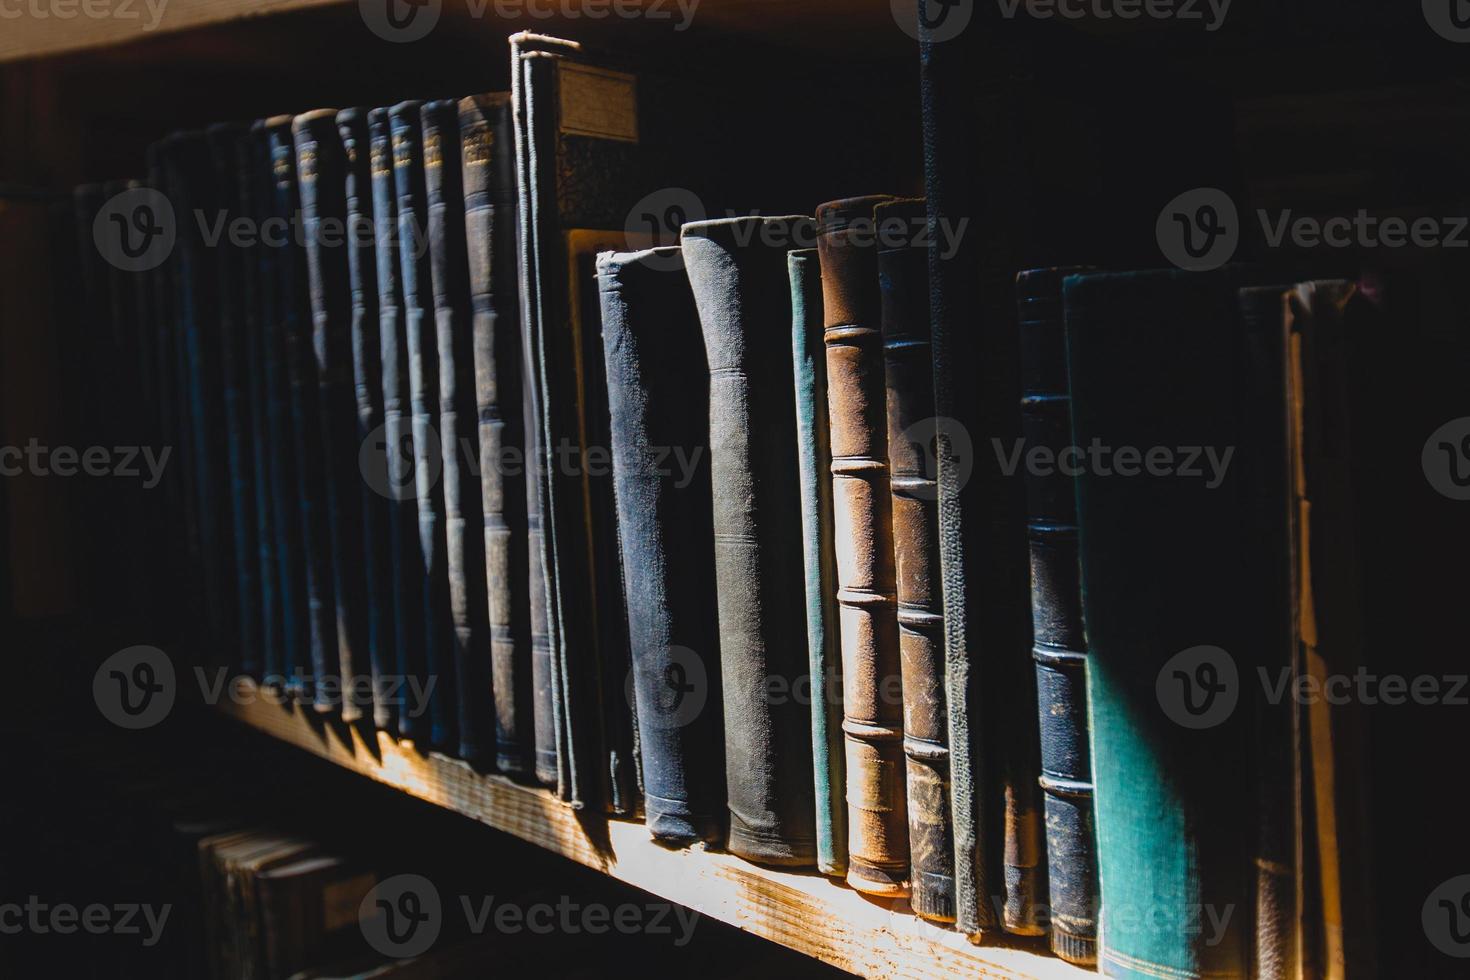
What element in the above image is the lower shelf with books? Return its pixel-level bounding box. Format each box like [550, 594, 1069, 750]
[216, 680, 1089, 980]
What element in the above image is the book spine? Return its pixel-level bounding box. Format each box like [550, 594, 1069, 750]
[368, 106, 429, 742]
[459, 93, 534, 776]
[294, 110, 370, 721]
[159, 133, 237, 660]
[816, 195, 910, 897]
[597, 246, 725, 845]
[265, 117, 333, 703]
[1016, 266, 1097, 964]
[390, 100, 457, 750]
[511, 38, 595, 806]
[237, 129, 281, 683]
[788, 247, 847, 877]
[918, 19, 1046, 935]
[422, 98, 494, 763]
[878, 197, 955, 922]
[206, 124, 262, 674]
[505, 51, 557, 786]
[681, 215, 818, 867]
[258, 119, 316, 698]
[338, 106, 395, 731]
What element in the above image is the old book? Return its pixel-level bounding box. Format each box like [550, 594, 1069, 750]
[1065, 268, 1288, 979]
[257, 855, 376, 979]
[1016, 266, 1097, 963]
[816, 195, 909, 897]
[917, 10, 1094, 938]
[207, 124, 263, 674]
[422, 98, 495, 763]
[158, 131, 237, 658]
[682, 215, 817, 867]
[260, 116, 320, 699]
[337, 107, 396, 731]
[389, 99, 458, 750]
[597, 246, 724, 845]
[510, 32, 644, 810]
[295, 110, 374, 720]
[269, 115, 340, 704]
[238, 126, 282, 684]
[368, 105, 430, 742]
[877, 197, 953, 920]
[459, 93, 533, 776]
[788, 246, 846, 878]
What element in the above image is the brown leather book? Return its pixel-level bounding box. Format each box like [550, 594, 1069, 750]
[877, 197, 954, 921]
[817, 194, 910, 897]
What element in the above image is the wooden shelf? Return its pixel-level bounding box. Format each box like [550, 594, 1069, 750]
[217, 681, 1090, 980]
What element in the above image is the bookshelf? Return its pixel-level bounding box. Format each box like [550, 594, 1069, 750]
[217, 682, 1090, 980]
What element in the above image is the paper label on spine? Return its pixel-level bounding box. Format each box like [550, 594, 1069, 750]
[558, 62, 638, 143]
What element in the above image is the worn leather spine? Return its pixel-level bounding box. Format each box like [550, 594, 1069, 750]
[338, 107, 396, 730]
[877, 197, 954, 920]
[597, 247, 724, 843]
[1017, 267, 1097, 964]
[368, 106, 429, 742]
[294, 110, 371, 720]
[816, 196, 910, 897]
[682, 215, 818, 867]
[422, 99, 494, 763]
[262, 116, 323, 700]
[240, 126, 282, 685]
[789, 247, 847, 877]
[390, 100, 458, 750]
[460, 93, 534, 776]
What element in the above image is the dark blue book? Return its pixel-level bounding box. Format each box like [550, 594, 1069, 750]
[338, 106, 396, 731]
[158, 131, 237, 660]
[368, 106, 430, 742]
[458, 93, 533, 776]
[206, 123, 263, 677]
[421, 98, 494, 764]
[294, 109, 372, 721]
[264, 115, 335, 704]
[254, 119, 311, 695]
[389, 100, 457, 750]
[235, 134, 280, 679]
[1016, 266, 1097, 964]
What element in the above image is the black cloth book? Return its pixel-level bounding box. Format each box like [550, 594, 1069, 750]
[597, 246, 725, 845]
[681, 215, 818, 867]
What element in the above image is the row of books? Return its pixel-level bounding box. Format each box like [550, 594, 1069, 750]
[68, 28, 1418, 980]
